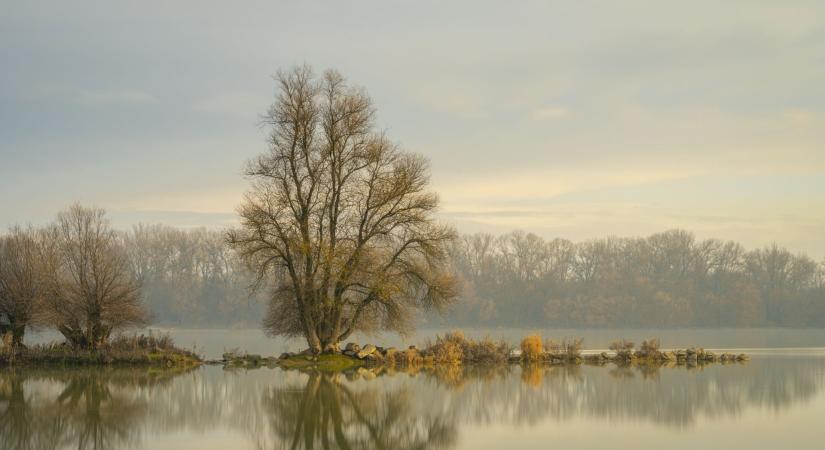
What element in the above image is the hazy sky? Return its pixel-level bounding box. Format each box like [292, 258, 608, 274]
[2, 1, 824, 257]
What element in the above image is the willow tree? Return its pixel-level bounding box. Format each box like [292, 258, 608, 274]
[0, 226, 47, 348]
[228, 66, 457, 353]
[42, 204, 147, 350]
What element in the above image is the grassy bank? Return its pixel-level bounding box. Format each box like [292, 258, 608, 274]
[0, 334, 201, 368]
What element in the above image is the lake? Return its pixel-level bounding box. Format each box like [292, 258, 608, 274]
[5, 328, 825, 449]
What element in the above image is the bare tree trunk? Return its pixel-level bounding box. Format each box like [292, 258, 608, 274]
[10, 322, 25, 349]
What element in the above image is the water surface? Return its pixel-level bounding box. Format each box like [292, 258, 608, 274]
[2, 350, 825, 449]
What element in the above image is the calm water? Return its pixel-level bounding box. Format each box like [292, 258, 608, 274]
[6, 329, 825, 449]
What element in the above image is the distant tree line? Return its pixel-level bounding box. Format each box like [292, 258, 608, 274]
[125, 224, 265, 326]
[442, 230, 825, 328]
[5, 207, 825, 344]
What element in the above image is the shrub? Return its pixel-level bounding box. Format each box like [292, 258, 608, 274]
[561, 337, 583, 359]
[432, 337, 463, 364]
[610, 339, 635, 359]
[640, 338, 661, 356]
[520, 334, 543, 361]
[424, 330, 509, 365]
[465, 336, 508, 364]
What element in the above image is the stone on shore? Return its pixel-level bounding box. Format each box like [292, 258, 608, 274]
[357, 344, 377, 359]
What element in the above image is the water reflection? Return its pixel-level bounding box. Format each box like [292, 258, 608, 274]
[1, 357, 824, 449]
[0, 368, 189, 450]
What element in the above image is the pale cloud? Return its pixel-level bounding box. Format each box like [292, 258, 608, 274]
[530, 106, 568, 120]
[193, 92, 265, 117]
[78, 89, 157, 106]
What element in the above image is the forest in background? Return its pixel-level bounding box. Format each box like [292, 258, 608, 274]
[121, 226, 825, 328]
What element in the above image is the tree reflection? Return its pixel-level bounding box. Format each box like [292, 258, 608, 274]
[263, 372, 457, 450]
[0, 368, 188, 450]
[1, 357, 825, 449]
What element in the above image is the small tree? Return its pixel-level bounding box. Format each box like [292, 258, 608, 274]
[229, 66, 457, 353]
[42, 204, 147, 349]
[0, 226, 48, 348]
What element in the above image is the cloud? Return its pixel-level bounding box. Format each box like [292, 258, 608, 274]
[530, 106, 568, 120]
[193, 92, 265, 117]
[78, 89, 157, 106]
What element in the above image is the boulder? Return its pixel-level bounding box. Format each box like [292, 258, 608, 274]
[357, 344, 377, 359]
[345, 342, 361, 353]
[278, 352, 290, 360]
[343, 350, 356, 357]
[384, 347, 398, 356]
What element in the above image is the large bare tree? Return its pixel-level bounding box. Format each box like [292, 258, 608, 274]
[42, 204, 147, 349]
[228, 66, 457, 353]
[0, 226, 47, 348]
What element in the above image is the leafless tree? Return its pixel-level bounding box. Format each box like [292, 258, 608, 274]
[228, 66, 457, 353]
[42, 204, 147, 349]
[0, 226, 48, 348]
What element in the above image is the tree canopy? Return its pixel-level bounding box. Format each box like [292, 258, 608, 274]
[228, 66, 457, 353]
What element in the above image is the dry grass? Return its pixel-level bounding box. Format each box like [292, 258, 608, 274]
[424, 330, 509, 365]
[0, 332, 200, 367]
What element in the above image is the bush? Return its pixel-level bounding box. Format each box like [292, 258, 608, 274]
[561, 337, 583, 359]
[424, 330, 509, 365]
[465, 336, 508, 364]
[610, 339, 635, 359]
[640, 338, 661, 356]
[520, 334, 543, 361]
[431, 335, 464, 364]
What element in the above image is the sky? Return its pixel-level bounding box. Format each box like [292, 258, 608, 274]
[1, 1, 824, 257]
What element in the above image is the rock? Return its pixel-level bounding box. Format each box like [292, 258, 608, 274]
[663, 351, 677, 361]
[343, 350, 356, 357]
[364, 352, 383, 364]
[357, 344, 377, 359]
[736, 353, 749, 361]
[600, 352, 610, 360]
[345, 342, 361, 353]
[686, 348, 697, 356]
[408, 345, 418, 351]
[278, 352, 290, 360]
[222, 352, 237, 361]
[384, 347, 398, 357]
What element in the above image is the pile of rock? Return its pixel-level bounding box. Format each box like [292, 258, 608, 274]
[341, 342, 407, 365]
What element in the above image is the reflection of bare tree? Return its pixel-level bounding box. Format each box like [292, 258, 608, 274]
[263, 372, 457, 450]
[1, 357, 825, 449]
[0, 368, 188, 450]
